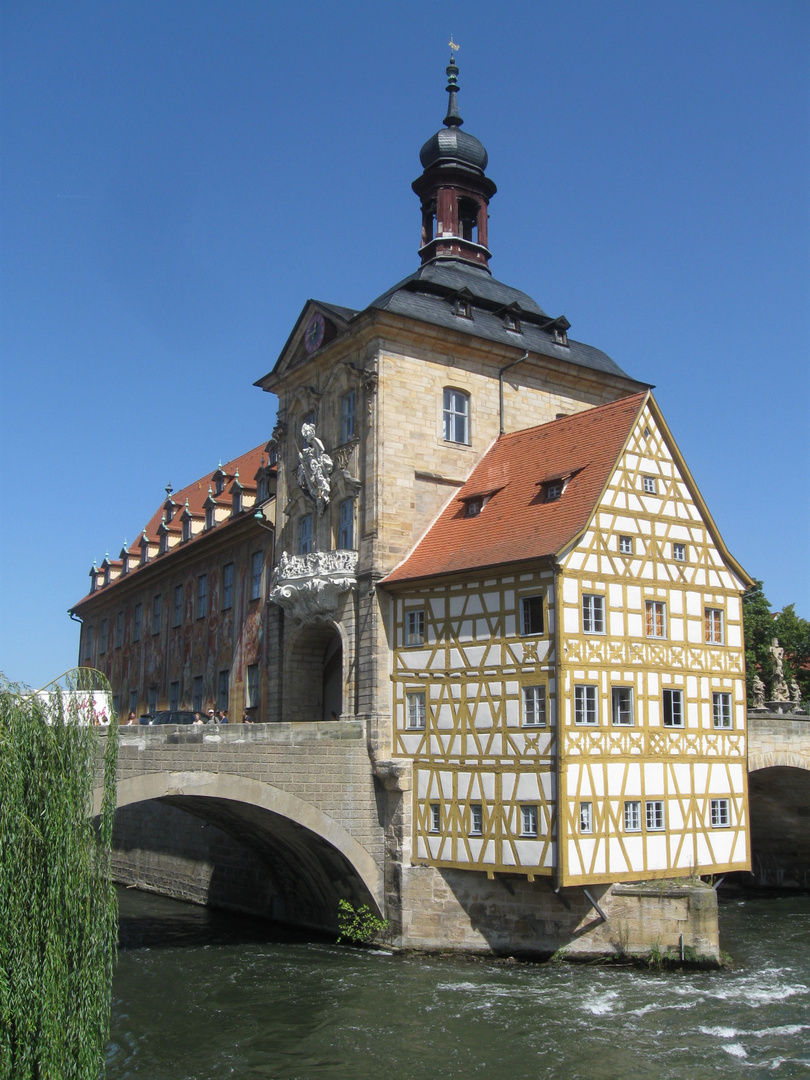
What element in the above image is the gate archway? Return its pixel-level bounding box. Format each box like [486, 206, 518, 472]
[285, 621, 345, 721]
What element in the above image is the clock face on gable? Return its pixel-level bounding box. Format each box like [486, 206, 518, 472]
[304, 312, 326, 354]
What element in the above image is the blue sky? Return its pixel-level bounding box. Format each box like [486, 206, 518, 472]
[2, 1, 808, 688]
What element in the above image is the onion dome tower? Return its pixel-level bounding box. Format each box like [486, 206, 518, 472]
[413, 47, 497, 271]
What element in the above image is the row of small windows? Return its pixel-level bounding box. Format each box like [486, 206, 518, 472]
[404, 687, 733, 732]
[426, 798, 731, 838]
[406, 686, 548, 730]
[86, 555, 264, 656]
[404, 596, 545, 647]
[116, 665, 260, 718]
[618, 535, 687, 561]
[581, 594, 725, 644]
[574, 686, 734, 729]
[403, 596, 724, 645]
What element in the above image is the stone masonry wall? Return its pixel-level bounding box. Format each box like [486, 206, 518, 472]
[110, 721, 385, 871]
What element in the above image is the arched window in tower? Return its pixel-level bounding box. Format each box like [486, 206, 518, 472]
[421, 200, 436, 247]
[458, 197, 479, 244]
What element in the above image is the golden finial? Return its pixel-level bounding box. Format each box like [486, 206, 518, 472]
[449, 36, 460, 52]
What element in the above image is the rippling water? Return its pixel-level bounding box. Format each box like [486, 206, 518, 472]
[108, 888, 810, 1079]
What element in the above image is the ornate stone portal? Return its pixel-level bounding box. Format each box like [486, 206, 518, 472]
[270, 550, 358, 625]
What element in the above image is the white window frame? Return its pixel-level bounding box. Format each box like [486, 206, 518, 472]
[579, 802, 593, 834]
[470, 804, 483, 836]
[520, 595, 544, 636]
[645, 600, 666, 639]
[611, 686, 634, 726]
[643, 475, 657, 494]
[673, 543, 686, 562]
[711, 798, 731, 828]
[712, 692, 733, 729]
[523, 685, 547, 727]
[646, 800, 665, 831]
[429, 803, 441, 833]
[521, 805, 538, 837]
[341, 390, 356, 443]
[406, 691, 426, 730]
[705, 608, 725, 645]
[662, 688, 684, 728]
[624, 801, 641, 832]
[582, 594, 605, 634]
[404, 609, 425, 647]
[443, 388, 470, 444]
[574, 685, 598, 726]
[619, 535, 633, 555]
[250, 551, 262, 601]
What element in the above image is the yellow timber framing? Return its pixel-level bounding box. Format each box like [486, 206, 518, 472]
[389, 566, 557, 880]
[553, 393, 751, 886]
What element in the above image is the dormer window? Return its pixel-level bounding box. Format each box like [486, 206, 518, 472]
[502, 305, 522, 333]
[213, 464, 227, 496]
[159, 532, 169, 555]
[205, 506, 215, 530]
[257, 475, 269, 504]
[548, 315, 571, 347]
[465, 498, 483, 517]
[231, 472, 243, 516]
[546, 481, 563, 502]
[452, 296, 472, 319]
[182, 519, 192, 542]
[267, 442, 278, 466]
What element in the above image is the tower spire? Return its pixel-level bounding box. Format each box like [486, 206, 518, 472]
[444, 38, 462, 128]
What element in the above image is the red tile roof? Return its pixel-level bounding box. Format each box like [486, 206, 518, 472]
[73, 444, 275, 608]
[383, 392, 648, 584]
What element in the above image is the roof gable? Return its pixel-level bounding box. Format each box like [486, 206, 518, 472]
[254, 300, 358, 389]
[383, 393, 648, 584]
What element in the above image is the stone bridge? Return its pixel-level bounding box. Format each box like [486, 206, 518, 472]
[746, 711, 810, 889]
[94, 722, 389, 933]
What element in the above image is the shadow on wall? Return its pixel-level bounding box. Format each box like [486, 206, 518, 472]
[110, 797, 378, 933]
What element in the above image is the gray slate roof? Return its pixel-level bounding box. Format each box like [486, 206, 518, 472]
[366, 260, 643, 384]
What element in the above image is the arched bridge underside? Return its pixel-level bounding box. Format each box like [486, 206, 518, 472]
[93, 723, 386, 932]
[747, 715, 810, 890]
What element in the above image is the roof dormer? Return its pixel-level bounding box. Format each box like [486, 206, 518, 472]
[212, 462, 228, 496]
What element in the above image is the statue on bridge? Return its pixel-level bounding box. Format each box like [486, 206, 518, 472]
[769, 638, 790, 703]
[791, 678, 802, 710]
[752, 673, 766, 711]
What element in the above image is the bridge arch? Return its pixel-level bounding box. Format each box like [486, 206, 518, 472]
[95, 771, 384, 929]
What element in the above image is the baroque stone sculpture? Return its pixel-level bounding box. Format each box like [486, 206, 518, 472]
[297, 423, 333, 514]
[270, 550, 359, 625]
[751, 673, 766, 710]
[769, 638, 790, 702]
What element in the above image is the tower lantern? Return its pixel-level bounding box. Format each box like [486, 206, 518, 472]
[412, 46, 497, 271]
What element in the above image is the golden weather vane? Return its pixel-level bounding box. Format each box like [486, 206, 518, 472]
[448, 36, 460, 52]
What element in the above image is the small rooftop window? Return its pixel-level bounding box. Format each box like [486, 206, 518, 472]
[546, 481, 563, 502]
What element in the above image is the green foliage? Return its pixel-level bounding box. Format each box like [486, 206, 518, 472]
[336, 899, 388, 946]
[0, 669, 119, 1080]
[743, 582, 810, 704]
[774, 604, 810, 703]
[743, 581, 776, 703]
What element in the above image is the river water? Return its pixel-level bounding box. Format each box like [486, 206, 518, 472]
[108, 887, 810, 1079]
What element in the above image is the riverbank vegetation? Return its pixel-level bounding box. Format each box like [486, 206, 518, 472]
[0, 669, 118, 1080]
